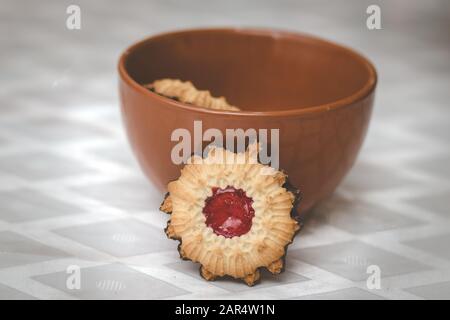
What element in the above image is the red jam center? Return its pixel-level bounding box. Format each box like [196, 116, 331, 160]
[202, 186, 255, 238]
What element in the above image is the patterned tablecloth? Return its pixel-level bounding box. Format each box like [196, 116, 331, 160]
[1, 0, 449, 299]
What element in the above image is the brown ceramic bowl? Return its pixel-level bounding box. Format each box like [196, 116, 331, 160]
[118, 28, 377, 215]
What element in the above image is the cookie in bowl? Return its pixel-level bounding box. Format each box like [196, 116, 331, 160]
[144, 79, 240, 111]
[160, 143, 300, 286]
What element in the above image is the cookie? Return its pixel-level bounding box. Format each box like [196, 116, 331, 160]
[161, 143, 300, 286]
[144, 79, 240, 111]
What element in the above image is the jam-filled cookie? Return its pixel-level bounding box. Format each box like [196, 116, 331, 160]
[160, 144, 300, 286]
[144, 79, 240, 111]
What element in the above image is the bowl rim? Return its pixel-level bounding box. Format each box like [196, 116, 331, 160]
[118, 27, 377, 117]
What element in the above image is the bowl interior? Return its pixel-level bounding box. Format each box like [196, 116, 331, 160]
[124, 29, 374, 112]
